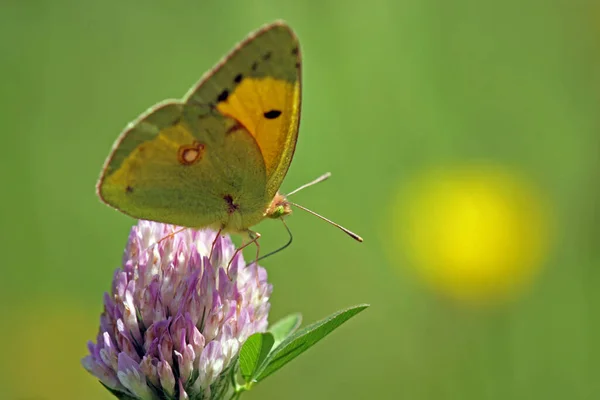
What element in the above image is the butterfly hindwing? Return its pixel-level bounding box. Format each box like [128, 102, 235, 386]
[97, 102, 268, 229]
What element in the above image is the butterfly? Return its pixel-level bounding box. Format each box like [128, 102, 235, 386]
[97, 21, 361, 259]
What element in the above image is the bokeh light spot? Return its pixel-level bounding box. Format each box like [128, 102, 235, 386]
[389, 164, 553, 305]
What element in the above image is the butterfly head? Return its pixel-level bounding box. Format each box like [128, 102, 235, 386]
[263, 173, 363, 242]
[265, 193, 292, 219]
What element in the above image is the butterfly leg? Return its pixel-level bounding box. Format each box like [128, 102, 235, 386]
[143, 225, 187, 254]
[208, 226, 224, 260]
[243, 230, 262, 288]
[248, 229, 261, 267]
[226, 230, 261, 279]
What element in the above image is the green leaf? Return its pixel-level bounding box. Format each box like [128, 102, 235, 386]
[239, 332, 274, 382]
[255, 304, 369, 382]
[269, 313, 302, 346]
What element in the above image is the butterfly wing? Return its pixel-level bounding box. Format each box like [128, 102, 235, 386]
[184, 21, 301, 201]
[97, 101, 268, 229]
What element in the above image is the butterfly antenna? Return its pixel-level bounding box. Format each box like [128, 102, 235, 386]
[256, 218, 294, 262]
[287, 201, 363, 242]
[286, 172, 332, 197]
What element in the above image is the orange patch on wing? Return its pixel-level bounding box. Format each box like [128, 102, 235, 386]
[178, 142, 205, 165]
[216, 77, 299, 176]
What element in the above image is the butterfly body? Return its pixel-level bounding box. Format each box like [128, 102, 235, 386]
[97, 22, 300, 235]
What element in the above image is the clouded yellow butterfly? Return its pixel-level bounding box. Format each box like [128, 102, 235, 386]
[97, 21, 362, 254]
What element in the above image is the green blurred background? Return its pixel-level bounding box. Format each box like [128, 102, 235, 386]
[2, 0, 599, 399]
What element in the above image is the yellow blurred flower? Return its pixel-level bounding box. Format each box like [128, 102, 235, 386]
[390, 164, 553, 305]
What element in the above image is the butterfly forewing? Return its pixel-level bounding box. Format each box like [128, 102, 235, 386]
[184, 22, 302, 200]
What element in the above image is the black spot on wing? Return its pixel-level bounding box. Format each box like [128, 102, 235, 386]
[217, 89, 229, 102]
[264, 110, 282, 119]
[223, 194, 239, 214]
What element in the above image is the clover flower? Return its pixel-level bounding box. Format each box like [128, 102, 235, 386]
[82, 220, 272, 400]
